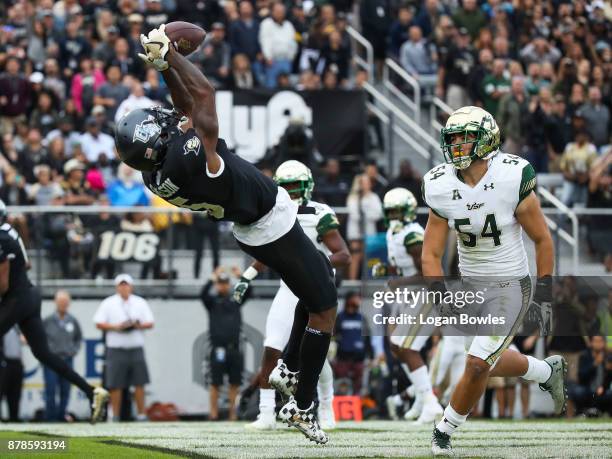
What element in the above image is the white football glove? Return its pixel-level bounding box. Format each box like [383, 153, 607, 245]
[371, 262, 388, 278]
[138, 24, 172, 71]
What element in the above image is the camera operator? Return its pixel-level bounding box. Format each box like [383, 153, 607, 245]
[275, 118, 319, 170]
[94, 274, 154, 421]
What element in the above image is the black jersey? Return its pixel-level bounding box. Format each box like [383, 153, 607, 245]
[143, 129, 278, 225]
[0, 222, 32, 296]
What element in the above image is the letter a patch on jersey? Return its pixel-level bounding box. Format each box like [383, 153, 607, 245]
[452, 189, 462, 200]
[183, 136, 201, 156]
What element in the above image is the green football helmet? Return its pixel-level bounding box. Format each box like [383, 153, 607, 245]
[383, 187, 417, 227]
[440, 106, 501, 170]
[273, 160, 314, 205]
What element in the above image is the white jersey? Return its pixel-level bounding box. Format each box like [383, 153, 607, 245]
[386, 220, 424, 276]
[279, 199, 340, 288]
[422, 153, 536, 277]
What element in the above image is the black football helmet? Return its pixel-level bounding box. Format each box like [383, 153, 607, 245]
[115, 107, 184, 171]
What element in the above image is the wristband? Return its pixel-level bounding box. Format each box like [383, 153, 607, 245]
[242, 266, 258, 281]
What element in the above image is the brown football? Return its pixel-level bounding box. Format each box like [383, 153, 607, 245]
[165, 21, 206, 56]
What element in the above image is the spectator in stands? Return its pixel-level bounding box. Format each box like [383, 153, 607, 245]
[360, 0, 392, 78]
[28, 164, 64, 206]
[43, 290, 83, 422]
[45, 116, 79, 159]
[560, 129, 598, 207]
[481, 58, 510, 117]
[229, 54, 257, 90]
[314, 157, 350, 208]
[578, 86, 610, 150]
[229, 1, 262, 65]
[201, 266, 246, 421]
[346, 174, 383, 280]
[94, 274, 154, 422]
[143, 68, 170, 104]
[192, 23, 231, 89]
[497, 76, 529, 156]
[18, 129, 47, 184]
[414, 0, 447, 41]
[70, 58, 105, 116]
[587, 149, 612, 264]
[0, 57, 30, 135]
[60, 19, 92, 81]
[94, 65, 130, 124]
[469, 48, 494, 107]
[389, 4, 415, 59]
[107, 163, 149, 207]
[79, 117, 116, 165]
[545, 94, 572, 165]
[452, 0, 487, 40]
[364, 160, 387, 198]
[318, 31, 351, 85]
[399, 26, 438, 94]
[520, 35, 562, 68]
[569, 335, 611, 417]
[43, 58, 67, 103]
[114, 81, 155, 125]
[437, 27, 476, 109]
[333, 291, 366, 395]
[93, 25, 120, 64]
[113, 37, 144, 81]
[259, 2, 298, 89]
[386, 159, 423, 208]
[0, 326, 24, 422]
[30, 91, 59, 138]
[90, 195, 121, 280]
[61, 158, 95, 206]
[525, 87, 554, 173]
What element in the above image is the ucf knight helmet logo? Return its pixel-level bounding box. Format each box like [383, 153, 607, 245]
[133, 115, 162, 143]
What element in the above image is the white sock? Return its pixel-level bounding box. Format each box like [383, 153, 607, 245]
[436, 404, 467, 436]
[392, 394, 403, 406]
[405, 385, 415, 398]
[522, 356, 552, 384]
[409, 365, 434, 396]
[259, 388, 276, 418]
[317, 360, 334, 407]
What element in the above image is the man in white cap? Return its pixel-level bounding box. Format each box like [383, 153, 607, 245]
[94, 274, 154, 421]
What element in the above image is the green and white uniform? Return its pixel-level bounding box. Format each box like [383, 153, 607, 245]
[422, 152, 536, 364]
[386, 221, 424, 277]
[264, 200, 340, 350]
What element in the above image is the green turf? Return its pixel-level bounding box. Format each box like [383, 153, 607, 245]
[1, 419, 611, 458]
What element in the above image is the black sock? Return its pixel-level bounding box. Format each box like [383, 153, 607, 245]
[294, 326, 331, 409]
[283, 302, 309, 372]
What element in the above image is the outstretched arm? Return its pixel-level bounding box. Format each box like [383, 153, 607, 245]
[164, 48, 221, 173]
[161, 67, 194, 116]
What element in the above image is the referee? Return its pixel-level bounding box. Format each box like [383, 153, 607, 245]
[201, 267, 248, 421]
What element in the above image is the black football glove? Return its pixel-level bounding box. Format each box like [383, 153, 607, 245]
[530, 275, 553, 336]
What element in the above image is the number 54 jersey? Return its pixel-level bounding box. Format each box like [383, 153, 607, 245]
[422, 153, 536, 278]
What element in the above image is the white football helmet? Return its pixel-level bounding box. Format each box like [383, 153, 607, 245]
[383, 187, 417, 225]
[440, 106, 501, 170]
[273, 160, 314, 205]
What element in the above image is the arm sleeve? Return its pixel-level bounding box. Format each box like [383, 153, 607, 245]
[316, 211, 341, 238]
[518, 163, 537, 204]
[93, 302, 108, 324]
[404, 231, 424, 249]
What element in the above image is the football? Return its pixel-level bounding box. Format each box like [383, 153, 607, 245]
[165, 21, 206, 56]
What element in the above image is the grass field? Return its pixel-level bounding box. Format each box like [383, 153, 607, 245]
[1, 419, 611, 458]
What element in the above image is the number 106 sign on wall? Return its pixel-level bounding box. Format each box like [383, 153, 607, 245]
[97, 231, 160, 262]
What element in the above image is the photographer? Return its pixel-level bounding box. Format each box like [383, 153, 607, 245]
[94, 274, 154, 422]
[275, 118, 317, 170]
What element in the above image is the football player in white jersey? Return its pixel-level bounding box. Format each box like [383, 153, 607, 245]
[422, 106, 567, 456]
[373, 188, 443, 424]
[234, 160, 351, 431]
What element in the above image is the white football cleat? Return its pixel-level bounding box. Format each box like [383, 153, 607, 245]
[403, 394, 424, 420]
[431, 427, 454, 456]
[279, 396, 328, 444]
[318, 403, 336, 430]
[414, 396, 443, 424]
[269, 359, 299, 400]
[245, 413, 277, 430]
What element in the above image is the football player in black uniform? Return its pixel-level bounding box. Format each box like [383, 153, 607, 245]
[0, 200, 109, 423]
[115, 24, 336, 443]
